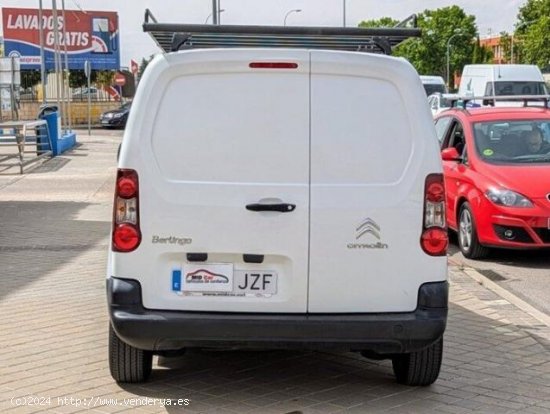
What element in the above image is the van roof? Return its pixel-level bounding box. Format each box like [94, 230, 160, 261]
[143, 9, 421, 55]
[462, 64, 543, 81]
[420, 76, 445, 84]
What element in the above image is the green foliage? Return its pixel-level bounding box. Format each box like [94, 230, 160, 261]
[21, 70, 42, 88]
[138, 55, 156, 81]
[407, 7, 475, 87]
[516, 0, 550, 68]
[69, 70, 97, 88]
[358, 17, 399, 28]
[471, 36, 494, 64]
[498, 32, 512, 63]
[95, 70, 115, 87]
[365, 6, 477, 89]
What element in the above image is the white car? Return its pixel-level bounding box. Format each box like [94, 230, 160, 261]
[107, 39, 448, 386]
[428, 92, 458, 117]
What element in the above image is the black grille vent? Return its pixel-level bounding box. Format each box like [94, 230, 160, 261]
[534, 228, 550, 243]
[493, 225, 534, 243]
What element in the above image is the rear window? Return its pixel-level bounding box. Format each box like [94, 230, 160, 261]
[423, 84, 446, 96]
[485, 81, 548, 96]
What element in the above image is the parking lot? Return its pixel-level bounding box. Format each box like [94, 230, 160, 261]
[1, 130, 550, 413]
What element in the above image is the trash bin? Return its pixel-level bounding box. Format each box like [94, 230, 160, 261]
[37, 104, 60, 155]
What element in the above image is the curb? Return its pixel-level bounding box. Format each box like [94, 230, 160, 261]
[460, 266, 550, 327]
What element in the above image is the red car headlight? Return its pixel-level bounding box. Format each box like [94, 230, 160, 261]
[485, 188, 533, 208]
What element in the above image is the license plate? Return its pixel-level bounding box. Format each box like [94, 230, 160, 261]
[175, 265, 277, 295]
[234, 270, 277, 295]
[101, 120, 110, 124]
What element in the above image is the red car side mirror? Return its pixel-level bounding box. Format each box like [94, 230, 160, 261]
[441, 147, 461, 161]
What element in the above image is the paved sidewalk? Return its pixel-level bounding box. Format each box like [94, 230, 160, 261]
[0, 131, 549, 413]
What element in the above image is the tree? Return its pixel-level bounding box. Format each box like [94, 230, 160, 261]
[498, 32, 512, 63]
[20, 70, 42, 89]
[391, 6, 477, 89]
[95, 70, 115, 88]
[359, 17, 399, 28]
[471, 36, 494, 64]
[138, 55, 155, 82]
[69, 70, 97, 88]
[516, 0, 550, 68]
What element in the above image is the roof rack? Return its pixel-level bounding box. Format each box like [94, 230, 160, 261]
[143, 9, 420, 55]
[448, 94, 550, 108]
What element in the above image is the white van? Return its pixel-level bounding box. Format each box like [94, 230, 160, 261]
[420, 75, 447, 96]
[458, 64, 548, 103]
[107, 20, 448, 386]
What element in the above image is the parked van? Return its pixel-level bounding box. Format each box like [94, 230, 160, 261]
[420, 75, 447, 95]
[458, 64, 548, 103]
[107, 22, 448, 386]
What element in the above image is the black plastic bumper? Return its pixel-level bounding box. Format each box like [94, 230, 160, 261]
[107, 277, 448, 354]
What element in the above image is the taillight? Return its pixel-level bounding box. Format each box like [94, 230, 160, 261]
[112, 169, 141, 252]
[249, 62, 298, 69]
[421, 174, 448, 256]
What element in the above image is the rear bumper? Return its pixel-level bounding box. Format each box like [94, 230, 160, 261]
[107, 277, 448, 354]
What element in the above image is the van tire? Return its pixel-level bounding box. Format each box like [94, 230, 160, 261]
[458, 203, 489, 259]
[109, 324, 153, 383]
[391, 337, 443, 386]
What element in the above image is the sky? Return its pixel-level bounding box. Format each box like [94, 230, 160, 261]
[1, 0, 526, 67]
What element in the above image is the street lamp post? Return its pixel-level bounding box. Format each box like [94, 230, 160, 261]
[343, 0, 346, 27]
[205, 9, 225, 24]
[284, 9, 302, 26]
[511, 20, 534, 64]
[446, 30, 463, 90]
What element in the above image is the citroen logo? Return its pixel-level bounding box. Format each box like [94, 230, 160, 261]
[356, 218, 381, 240]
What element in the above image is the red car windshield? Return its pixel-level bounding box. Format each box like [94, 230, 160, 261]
[473, 120, 550, 164]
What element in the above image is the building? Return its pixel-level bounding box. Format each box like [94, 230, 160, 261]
[480, 36, 505, 64]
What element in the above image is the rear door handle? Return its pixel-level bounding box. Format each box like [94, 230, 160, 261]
[246, 203, 296, 213]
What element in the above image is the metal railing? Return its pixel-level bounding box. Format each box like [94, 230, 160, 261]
[0, 120, 53, 174]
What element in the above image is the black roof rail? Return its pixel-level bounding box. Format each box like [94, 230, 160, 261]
[143, 9, 420, 55]
[448, 94, 550, 108]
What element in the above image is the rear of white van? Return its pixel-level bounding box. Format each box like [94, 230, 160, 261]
[108, 48, 448, 385]
[459, 64, 548, 103]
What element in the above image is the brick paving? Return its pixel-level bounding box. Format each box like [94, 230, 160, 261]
[0, 130, 549, 413]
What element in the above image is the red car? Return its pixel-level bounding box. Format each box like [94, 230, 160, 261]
[435, 106, 550, 259]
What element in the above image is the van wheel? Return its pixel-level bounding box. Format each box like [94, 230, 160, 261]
[391, 337, 443, 386]
[109, 324, 152, 383]
[458, 203, 489, 259]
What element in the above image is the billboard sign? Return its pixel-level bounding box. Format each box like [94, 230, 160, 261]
[1, 7, 120, 70]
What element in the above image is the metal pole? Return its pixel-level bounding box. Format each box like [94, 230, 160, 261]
[217, 0, 221, 25]
[212, 0, 218, 25]
[61, 0, 71, 132]
[446, 43, 450, 89]
[284, 9, 302, 26]
[511, 34, 514, 64]
[10, 56, 18, 120]
[52, 0, 62, 130]
[87, 68, 91, 136]
[38, 0, 47, 104]
[446, 33, 461, 90]
[343, 0, 346, 27]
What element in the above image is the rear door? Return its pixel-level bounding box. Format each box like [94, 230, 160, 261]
[128, 50, 310, 313]
[308, 51, 444, 313]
